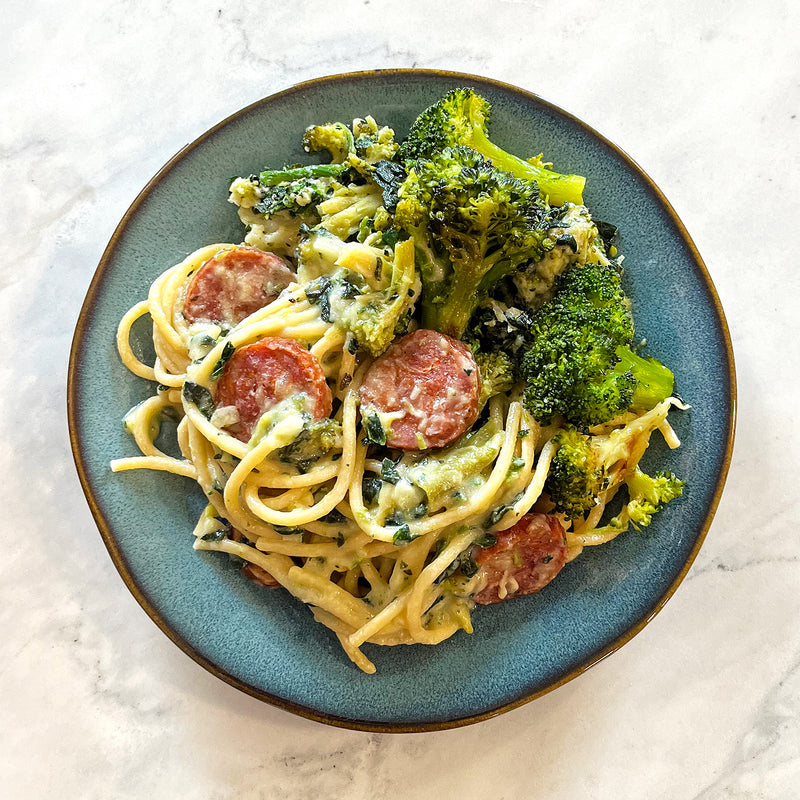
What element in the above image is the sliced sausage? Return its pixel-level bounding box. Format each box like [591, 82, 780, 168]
[241, 562, 281, 589]
[215, 337, 332, 441]
[183, 246, 295, 326]
[473, 513, 567, 605]
[228, 529, 281, 588]
[358, 329, 480, 450]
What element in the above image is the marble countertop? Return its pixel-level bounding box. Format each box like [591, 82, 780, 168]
[3, 0, 799, 797]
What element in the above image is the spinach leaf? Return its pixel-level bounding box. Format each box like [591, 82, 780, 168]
[182, 382, 215, 419]
[364, 412, 386, 445]
[381, 457, 401, 485]
[210, 341, 236, 380]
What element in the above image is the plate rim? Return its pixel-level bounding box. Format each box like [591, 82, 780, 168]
[67, 67, 737, 733]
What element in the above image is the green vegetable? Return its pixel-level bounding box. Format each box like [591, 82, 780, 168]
[252, 176, 332, 218]
[182, 382, 215, 419]
[381, 458, 401, 485]
[320, 508, 347, 524]
[210, 341, 235, 380]
[276, 416, 342, 474]
[350, 116, 401, 164]
[364, 412, 387, 445]
[544, 425, 684, 523]
[302, 122, 355, 163]
[398, 88, 585, 206]
[392, 524, 415, 544]
[395, 146, 551, 338]
[361, 475, 383, 504]
[258, 163, 346, 186]
[465, 300, 534, 361]
[298, 234, 419, 356]
[623, 468, 685, 528]
[272, 524, 305, 535]
[401, 420, 504, 509]
[340, 238, 417, 356]
[473, 349, 516, 410]
[201, 530, 228, 542]
[588, 468, 685, 537]
[488, 501, 517, 527]
[369, 160, 407, 212]
[520, 261, 674, 427]
[544, 426, 606, 519]
[303, 116, 399, 170]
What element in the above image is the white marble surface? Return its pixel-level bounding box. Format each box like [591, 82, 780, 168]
[3, 0, 799, 797]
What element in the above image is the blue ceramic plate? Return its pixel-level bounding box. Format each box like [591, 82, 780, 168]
[68, 70, 735, 731]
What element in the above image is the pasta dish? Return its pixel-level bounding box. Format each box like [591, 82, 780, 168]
[112, 89, 685, 673]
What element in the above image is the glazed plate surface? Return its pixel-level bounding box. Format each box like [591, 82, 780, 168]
[68, 70, 735, 731]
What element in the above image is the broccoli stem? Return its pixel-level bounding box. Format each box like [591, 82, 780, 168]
[468, 126, 585, 206]
[259, 163, 346, 186]
[614, 346, 675, 410]
[422, 267, 482, 338]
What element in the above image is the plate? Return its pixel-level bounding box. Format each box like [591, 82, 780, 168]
[68, 69, 735, 731]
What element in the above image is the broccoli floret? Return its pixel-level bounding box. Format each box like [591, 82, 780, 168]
[253, 176, 332, 218]
[545, 427, 607, 518]
[623, 468, 685, 527]
[512, 202, 610, 308]
[229, 172, 334, 258]
[339, 238, 419, 355]
[474, 349, 517, 409]
[545, 422, 684, 523]
[374, 419, 505, 520]
[395, 146, 551, 339]
[398, 88, 585, 206]
[588, 468, 685, 537]
[304, 117, 400, 182]
[614, 346, 676, 414]
[241, 119, 360, 205]
[352, 116, 400, 164]
[520, 261, 674, 427]
[303, 122, 355, 164]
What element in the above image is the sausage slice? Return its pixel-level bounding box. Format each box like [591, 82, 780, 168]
[215, 337, 332, 441]
[183, 246, 295, 326]
[358, 329, 480, 450]
[473, 513, 567, 605]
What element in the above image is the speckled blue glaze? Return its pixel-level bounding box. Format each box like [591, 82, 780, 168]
[69, 70, 734, 731]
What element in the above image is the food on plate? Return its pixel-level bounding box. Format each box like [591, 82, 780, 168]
[112, 89, 686, 673]
[182, 246, 295, 326]
[358, 329, 481, 450]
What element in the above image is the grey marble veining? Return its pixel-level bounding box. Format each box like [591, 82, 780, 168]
[3, 0, 799, 797]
